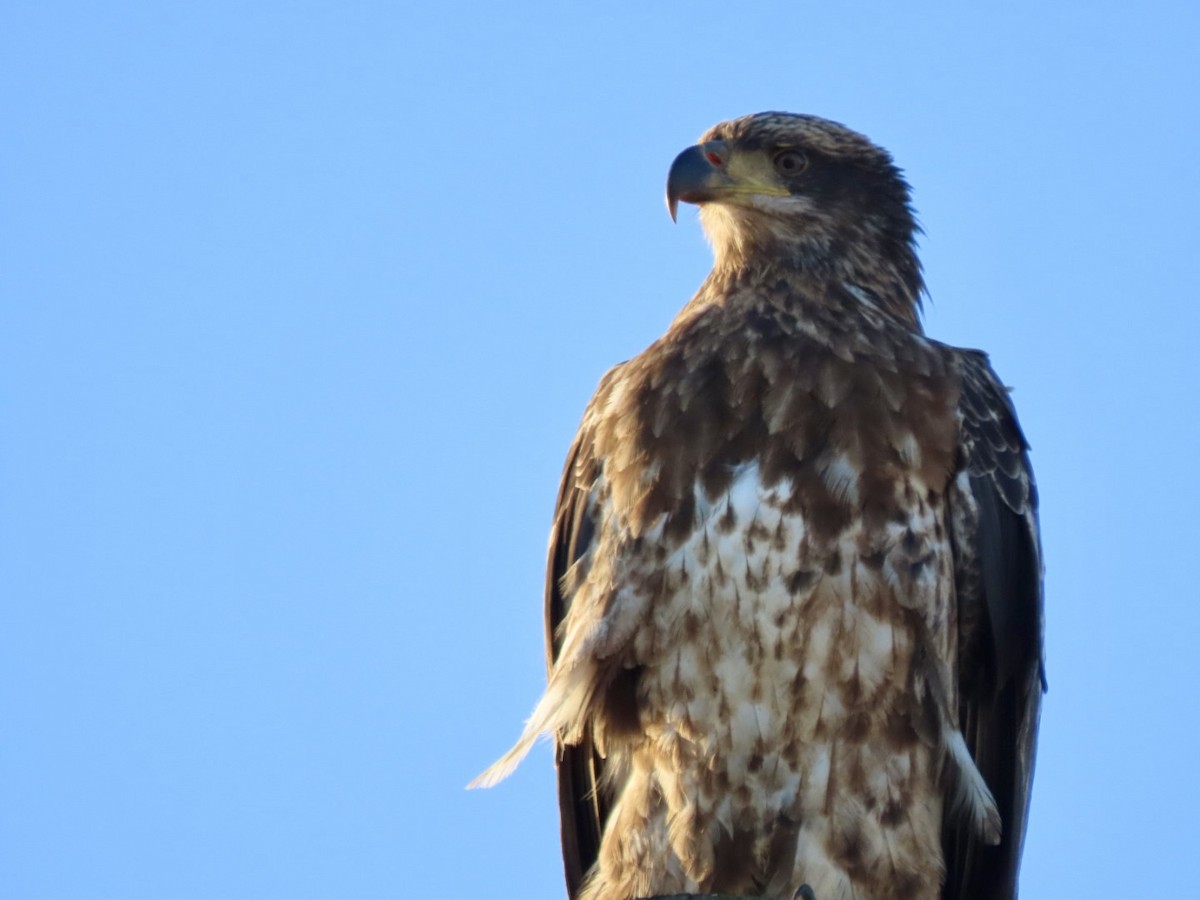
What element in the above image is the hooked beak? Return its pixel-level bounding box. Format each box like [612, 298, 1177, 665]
[665, 140, 733, 222]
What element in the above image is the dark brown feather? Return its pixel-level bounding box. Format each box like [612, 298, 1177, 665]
[942, 350, 1044, 900]
[544, 433, 607, 898]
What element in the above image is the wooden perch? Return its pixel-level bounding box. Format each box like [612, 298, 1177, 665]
[642, 887, 817, 900]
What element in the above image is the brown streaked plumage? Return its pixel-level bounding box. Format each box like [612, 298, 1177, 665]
[474, 112, 1044, 900]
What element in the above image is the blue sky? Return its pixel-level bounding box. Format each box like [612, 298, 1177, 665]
[3, 3, 1198, 898]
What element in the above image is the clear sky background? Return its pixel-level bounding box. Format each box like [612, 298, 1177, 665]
[3, 3, 1198, 898]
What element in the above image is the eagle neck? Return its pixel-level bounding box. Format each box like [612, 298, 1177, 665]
[700, 206, 925, 328]
[699, 258, 923, 332]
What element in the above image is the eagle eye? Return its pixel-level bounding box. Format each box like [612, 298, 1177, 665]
[773, 149, 808, 176]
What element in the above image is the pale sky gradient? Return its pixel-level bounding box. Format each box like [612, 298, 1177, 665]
[3, 3, 1199, 898]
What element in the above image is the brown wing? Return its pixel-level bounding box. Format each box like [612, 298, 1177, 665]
[544, 426, 606, 899]
[943, 349, 1045, 900]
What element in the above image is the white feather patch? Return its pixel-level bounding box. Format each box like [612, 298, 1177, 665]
[817, 453, 860, 504]
[945, 730, 1002, 845]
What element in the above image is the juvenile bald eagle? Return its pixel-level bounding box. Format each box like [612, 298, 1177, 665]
[475, 112, 1044, 900]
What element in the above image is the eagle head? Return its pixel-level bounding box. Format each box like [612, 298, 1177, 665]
[666, 112, 923, 308]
